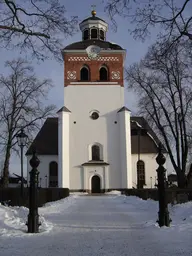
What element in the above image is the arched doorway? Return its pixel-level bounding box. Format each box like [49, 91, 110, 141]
[91, 175, 101, 193]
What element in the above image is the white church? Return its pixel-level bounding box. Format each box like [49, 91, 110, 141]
[26, 10, 165, 193]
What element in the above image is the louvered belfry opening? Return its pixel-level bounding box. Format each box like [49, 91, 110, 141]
[99, 66, 108, 81]
[83, 29, 89, 40]
[91, 28, 98, 39]
[80, 66, 90, 81]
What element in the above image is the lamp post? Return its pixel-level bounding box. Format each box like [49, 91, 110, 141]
[150, 177, 152, 188]
[154, 176, 158, 188]
[16, 128, 28, 198]
[39, 178, 42, 188]
[137, 126, 141, 188]
[45, 175, 48, 188]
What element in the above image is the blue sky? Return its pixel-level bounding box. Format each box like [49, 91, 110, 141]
[0, 0, 161, 176]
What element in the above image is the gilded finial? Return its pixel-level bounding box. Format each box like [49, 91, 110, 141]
[91, 4, 96, 16]
[91, 10, 96, 16]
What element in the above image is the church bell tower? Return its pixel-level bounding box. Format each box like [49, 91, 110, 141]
[58, 10, 132, 191]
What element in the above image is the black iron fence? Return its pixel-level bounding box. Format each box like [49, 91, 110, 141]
[122, 188, 192, 204]
[0, 187, 69, 207]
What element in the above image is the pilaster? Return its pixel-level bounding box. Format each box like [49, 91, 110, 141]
[57, 107, 71, 188]
[118, 107, 132, 188]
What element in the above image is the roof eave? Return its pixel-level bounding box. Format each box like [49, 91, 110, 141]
[81, 160, 109, 166]
[57, 106, 71, 113]
[117, 106, 131, 113]
[62, 49, 126, 54]
[79, 18, 107, 27]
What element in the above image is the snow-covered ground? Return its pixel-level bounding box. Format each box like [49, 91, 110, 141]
[0, 192, 192, 255]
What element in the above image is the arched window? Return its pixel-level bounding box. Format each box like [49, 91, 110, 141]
[99, 66, 108, 81]
[80, 66, 90, 81]
[83, 29, 89, 40]
[92, 145, 100, 161]
[100, 30, 105, 40]
[137, 160, 145, 189]
[91, 28, 98, 39]
[49, 161, 58, 187]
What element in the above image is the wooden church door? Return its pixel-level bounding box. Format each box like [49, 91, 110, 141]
[91, 175, 101, 193]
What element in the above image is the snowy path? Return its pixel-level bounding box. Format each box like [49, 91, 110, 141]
[1, 194, 192, 255]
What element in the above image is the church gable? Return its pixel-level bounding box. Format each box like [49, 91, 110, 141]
[26, 116, 164, 156]
[131, 116, 166, 154]
[26, 118, 58, 155]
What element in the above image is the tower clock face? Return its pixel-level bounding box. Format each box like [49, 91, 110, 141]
[86, 45, 101, 60]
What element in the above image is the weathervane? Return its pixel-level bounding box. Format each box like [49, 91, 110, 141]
[91, 4, 96, 16]
[91, 4, 96, 9]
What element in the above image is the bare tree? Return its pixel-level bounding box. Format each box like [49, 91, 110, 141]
[0, 0, 78, 61]
[104, 0, 192, 49]
[126, 40, 192, 188]
[0, 58, 56, 187]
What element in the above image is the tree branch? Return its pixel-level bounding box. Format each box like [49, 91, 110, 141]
[0, 24, 50, 38]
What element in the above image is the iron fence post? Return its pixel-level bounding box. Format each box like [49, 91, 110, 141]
[156, 143, 171, 227]
[27, 150, 41, 233]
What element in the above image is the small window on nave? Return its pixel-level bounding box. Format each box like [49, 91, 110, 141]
[99, 66, 108, 81]
[83, 29, 89, 40]
[91, 28, 98, 39]
[137, 160, 145, 189]
[49, 161, 58, 188]
[80, 66, 90, 81]
[100, 30, 105, 40]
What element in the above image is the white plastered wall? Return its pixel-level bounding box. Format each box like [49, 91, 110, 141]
[64, 85, 125, 190]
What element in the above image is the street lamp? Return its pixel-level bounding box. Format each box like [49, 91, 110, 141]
[16, 128, 28, 197]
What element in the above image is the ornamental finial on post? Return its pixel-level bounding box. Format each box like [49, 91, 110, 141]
[27, 149, 41, 233]
[156, 143, 166, 166]
[29, 148, 40, 169]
